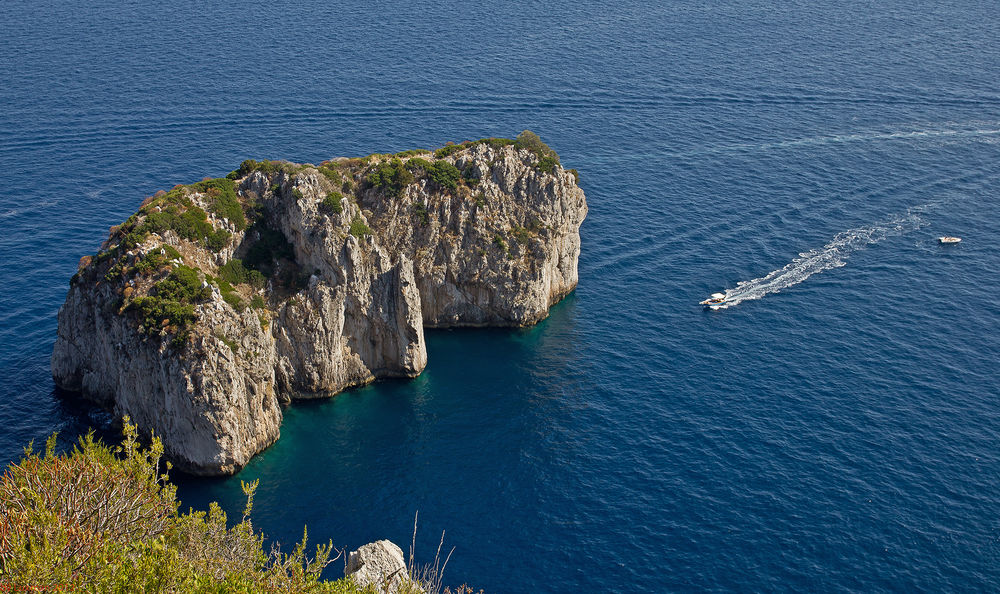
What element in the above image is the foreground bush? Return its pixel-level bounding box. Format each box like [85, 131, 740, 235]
[0, 422, 373, 593]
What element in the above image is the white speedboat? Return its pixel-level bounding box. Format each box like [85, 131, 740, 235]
[938, 236, 961, 244]
[700, 292, 727, 307]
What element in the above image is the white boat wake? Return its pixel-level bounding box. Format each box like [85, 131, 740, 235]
[713, 206, 929, 309]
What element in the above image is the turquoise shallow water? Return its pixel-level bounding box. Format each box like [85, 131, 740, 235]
[2, 0, 1000, 591]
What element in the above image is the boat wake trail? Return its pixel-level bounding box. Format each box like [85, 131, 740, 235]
[715, 206, 930, 309]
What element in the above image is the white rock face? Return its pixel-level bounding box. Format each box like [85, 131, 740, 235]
[364, 143, 587, 326]
[51, 279, 281, 475]
[345, 540, 418, 594]
[51, 143, 586, 474]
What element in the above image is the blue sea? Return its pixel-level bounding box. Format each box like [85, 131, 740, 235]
[2, 0, 999, 591]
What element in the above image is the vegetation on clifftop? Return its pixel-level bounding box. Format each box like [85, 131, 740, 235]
[366, 131, 563, 199]
[193, 178, 247, 231]
[75, 131, 574, 348]
[320, 191, 344, 215]
[367, 158, 414, 198]
[125, 265, 211, 346]
[513, 130, 560, 167]
[349, 216, 372, 238]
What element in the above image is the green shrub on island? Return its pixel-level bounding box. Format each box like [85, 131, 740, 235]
[0, 423, 372, 593]
[514, 130, 558, 162]
[535, 156, 558, 174]
[206, 274, 248, 312]
[428, 133, 560, 175]
[412, 202, 430, 225]
[433, 143, 469, 159]
[134, 245, 182, 275]
[192, 178, 246, 231]
[319, 166, 343, 185]
[395, 148, 432, 158]
[102, 260, 129, 283]
[222, 290, 245, 311]
[127, 297, 197, 343]
[403, 158, 460, 191]
[405, 157, 435, 173]
[513, 130, 563, 174]
[320, 191, 344, 215]
[349, 216, 371, 238]
[367, 158, 414, 198]
[204, 228, 232, 252]
[427, 161, 461, 191]
[219, 259, 267, 290]
[432, 137, 516, 156]
[122, 257, 270, 344]
[230, 159, 296, 179]
[511, 226, 532, 245]
[126, 265, 211, 344]
[211, 275, 235, 295]
[118, 200, 231, 254]
[150, 265, 209, 304]
[231, 158, 266, 178]
[474, 137, 516, 149]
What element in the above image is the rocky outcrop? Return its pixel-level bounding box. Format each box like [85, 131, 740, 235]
[345, 540, 418, 593]
[52, 137, 587, 474]
[362, 142, 585, 326]
[51, 272, 281, 475]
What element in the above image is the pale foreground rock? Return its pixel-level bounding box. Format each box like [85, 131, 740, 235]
[346, 540, 421, 593]
[52, 140, 587, 474]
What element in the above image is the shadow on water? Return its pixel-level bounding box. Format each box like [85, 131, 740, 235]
[12, 386, 123, 456]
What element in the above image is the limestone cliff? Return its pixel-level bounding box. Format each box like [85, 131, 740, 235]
[52, 136, 587, 475]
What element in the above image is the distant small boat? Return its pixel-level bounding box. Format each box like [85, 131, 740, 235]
[700, 292, 727, 307]
[938, 236, 962, 244]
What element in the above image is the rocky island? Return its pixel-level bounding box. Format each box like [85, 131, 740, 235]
[51, 132, 587, 475]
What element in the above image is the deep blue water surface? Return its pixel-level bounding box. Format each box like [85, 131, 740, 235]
[2, 1, 999, 591]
